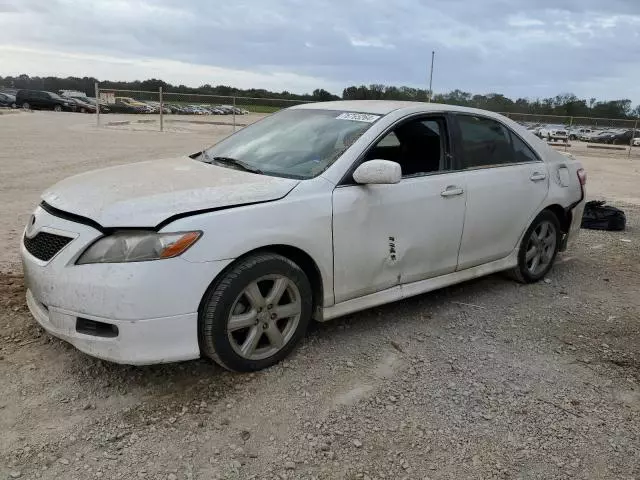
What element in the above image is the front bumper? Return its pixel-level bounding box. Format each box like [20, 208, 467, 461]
[26, 289, 200, 364]
[21, 205, 232, 365]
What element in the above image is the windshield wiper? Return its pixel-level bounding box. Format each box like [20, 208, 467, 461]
[200, 152, 263, 175]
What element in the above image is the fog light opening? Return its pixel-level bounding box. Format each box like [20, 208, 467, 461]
[76, 318, 119, 338]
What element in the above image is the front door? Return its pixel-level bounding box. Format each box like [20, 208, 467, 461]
[452, 114, 549, 270]
[332, 116, 467, 304]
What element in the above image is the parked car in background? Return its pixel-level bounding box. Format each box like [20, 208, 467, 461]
[145, 101, 171, 114]
[114, 97, 151, 113]
[609, 130, 636, 145]
[164, 103, 190, 114]
[60, 93, 110, 113]
[64, 97, 96, 113]
[21, 101, 586, 371]
[579, 130, 601, 142]
[587, 130, 616, 143]
[538, 125, 568, 142]
[76, 96, 111, 113]
[15, 90, 76, 112]
[0, 92, 16, 108]
[633, 137, 640, 147]
[568, 128, 593, 141]
[588, 129, 634, 144]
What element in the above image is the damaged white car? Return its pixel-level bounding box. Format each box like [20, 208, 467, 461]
[21, 101, 586, 371]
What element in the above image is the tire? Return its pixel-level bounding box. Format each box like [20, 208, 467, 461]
[22, 102, 30, 110]
[199, 252, 313, 372]
[53, 105, 62, 112]
[509, 210, 561, 284]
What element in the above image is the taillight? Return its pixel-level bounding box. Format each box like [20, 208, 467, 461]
[577, 168, 587, 186]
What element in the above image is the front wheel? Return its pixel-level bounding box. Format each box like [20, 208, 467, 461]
[509, 210, 561, 283]
[199, 253, 313, 372]
[22, 102, 30, 110]
[53, 105, 62, 112]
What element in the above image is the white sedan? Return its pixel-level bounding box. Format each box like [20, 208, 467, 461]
[21, 101, 586, 371]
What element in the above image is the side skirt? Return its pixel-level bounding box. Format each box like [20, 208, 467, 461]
[319, 250, 518, 322]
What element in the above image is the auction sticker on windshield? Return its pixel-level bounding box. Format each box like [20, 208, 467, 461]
[336, 112, 381, 123]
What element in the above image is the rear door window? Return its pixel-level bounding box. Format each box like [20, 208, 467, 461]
[456, 115, 539, 168]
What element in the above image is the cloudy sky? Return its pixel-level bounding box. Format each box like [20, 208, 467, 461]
[1, 0, 640, 102]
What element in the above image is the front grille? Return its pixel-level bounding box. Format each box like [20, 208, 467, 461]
[24, 232, 73, 261]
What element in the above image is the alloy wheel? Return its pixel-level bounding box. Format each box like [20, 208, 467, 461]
[227, 275, 302, 361]
[525, 220, 557, 277]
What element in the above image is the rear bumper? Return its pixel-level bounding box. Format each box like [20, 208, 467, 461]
[561, 197, 585, 251]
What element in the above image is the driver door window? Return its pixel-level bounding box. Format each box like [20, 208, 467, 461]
[364, 117, 448, 177]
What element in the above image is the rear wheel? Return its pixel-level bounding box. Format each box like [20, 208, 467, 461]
[509, 210, 561, 283]
[22, 102, 30, 110]
[199, 253, 312, 372]
[53, 104, 62, 112]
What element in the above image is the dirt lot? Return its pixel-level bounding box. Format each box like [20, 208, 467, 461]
[1, 112, 639, 479]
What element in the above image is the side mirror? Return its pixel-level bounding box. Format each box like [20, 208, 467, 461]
[353, 160, 402, 185]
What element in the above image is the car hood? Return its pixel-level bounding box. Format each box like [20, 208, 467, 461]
[42, 156, 300, 228]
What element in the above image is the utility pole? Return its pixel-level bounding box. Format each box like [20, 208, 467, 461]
[428, 50, 435, 103]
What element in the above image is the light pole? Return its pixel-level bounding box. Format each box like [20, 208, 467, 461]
[428, 50, 435, 103]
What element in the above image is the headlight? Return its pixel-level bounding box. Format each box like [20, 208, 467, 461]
[77, 231, 201, 264]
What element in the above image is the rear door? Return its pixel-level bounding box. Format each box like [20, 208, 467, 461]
[452, 114, 549, 270]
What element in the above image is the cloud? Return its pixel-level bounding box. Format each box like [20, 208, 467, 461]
[0, 45, 341, 94]
[1, 0, 640, 102]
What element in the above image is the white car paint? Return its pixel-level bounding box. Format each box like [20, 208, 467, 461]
[456, 163, 548, 269]
[42, 157, 299, 227]
[21, 100, 585, 365]
[332, 170, 467, 303]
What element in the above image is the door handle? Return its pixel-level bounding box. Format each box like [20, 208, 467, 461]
[530, 172, 547, 182]
[440, 186, 464, 197]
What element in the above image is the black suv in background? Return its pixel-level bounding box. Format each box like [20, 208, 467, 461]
[15, 90, 76, 112]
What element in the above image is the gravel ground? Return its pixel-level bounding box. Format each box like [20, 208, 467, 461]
[1, 112, 639, 479]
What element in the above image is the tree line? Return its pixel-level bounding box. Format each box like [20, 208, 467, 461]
[1, 74, 638, 119]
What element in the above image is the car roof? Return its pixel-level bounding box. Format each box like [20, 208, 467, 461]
[290, 100, 510, 118]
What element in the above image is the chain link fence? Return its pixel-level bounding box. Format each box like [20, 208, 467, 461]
[502, 112, 639, 156]
[90, 84, 639, 157]
[93, 84, 312, 132]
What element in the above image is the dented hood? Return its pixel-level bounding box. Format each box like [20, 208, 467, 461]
[42, 156, 299, 228]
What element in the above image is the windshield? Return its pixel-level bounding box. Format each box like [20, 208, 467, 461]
[199, 109, 380, 179]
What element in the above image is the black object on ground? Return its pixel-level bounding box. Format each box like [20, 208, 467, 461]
[581, 201, 626, 231]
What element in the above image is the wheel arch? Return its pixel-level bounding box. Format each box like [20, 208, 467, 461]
[198, 244, 325, 320]
[543, 203, 571, 233]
